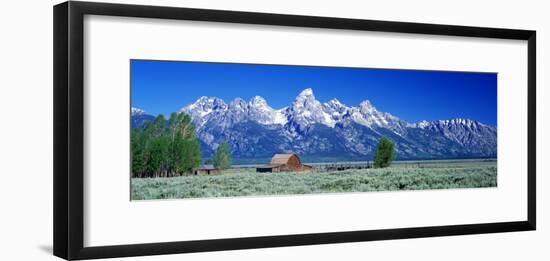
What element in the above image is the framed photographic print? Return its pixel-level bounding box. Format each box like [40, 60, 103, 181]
[54, 1, 536, 260]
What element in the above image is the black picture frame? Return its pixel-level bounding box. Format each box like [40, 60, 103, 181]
[53, 1, 536, 260]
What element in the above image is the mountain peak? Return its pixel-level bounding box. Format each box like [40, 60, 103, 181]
[324, 98, 348, 112]
[131, 107, 147, 116]
[229, 98, 247, 110]
[195, 96, 209, 103]
[359, 100, 376, 111]
[410, 120, 431, 129]
[326, 98, 344, 107]
[191, 96, 227, 109]
[196, 96, 225, 104]
[249, 95, 268, 106]
[298, 88, 314, 97]
[412, 118, 493, 132]
[293, 88, 318, 106]
[180, 96, 228, 119]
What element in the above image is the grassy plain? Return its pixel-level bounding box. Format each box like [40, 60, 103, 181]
[131, 160, 496, 200]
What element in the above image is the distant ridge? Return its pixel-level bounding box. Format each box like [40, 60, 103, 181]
[132, 88, 497, 163]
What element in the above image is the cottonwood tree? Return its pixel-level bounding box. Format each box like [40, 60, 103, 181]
[373, 137, 395, 168]
[213, 142, 232, 170]
[131, 112, 201, 178]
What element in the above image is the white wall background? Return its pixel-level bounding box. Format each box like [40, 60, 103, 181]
[0, 0, 547, 260]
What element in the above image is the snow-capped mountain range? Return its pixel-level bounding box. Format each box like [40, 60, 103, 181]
[132, 88, 497, 163]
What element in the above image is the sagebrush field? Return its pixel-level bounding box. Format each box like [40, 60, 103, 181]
[131, 160, 497, 200]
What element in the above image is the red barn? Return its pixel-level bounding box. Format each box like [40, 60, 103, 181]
[256, 153, 313, 173]
[192, 165, 221, 175]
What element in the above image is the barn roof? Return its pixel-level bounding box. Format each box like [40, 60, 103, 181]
[271, 153, 301, 165]
[256, 164, 283, 169]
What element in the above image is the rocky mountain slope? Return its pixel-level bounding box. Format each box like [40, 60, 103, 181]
[132, 88, 497, 163]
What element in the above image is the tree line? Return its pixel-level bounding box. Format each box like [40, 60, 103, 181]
[131, 111, 391, 177]
[131, 112, 233, 178]
[131, 113, 202, 178]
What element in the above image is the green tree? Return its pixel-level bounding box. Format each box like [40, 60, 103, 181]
[169, 112, 201, 174]
[131, 129, 146, 177]
[373, 137, 395, 168]
[213, 142, 232, 170]
[130, 113, 201, 178]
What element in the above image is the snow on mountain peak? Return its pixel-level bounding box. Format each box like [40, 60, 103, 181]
[226, 98, 248, 117]
[179, 89, 405, 131]
[180, 96, 227, 120]
[298, 88, 314, 97]
[292, 88, 317, 108]
[359, 100, 376, 112]
[323, 98, 349, 122]
[410, 118, 493, 134]
[194, 96, 210, 105]
[131, 107, 147, 116]
[287, 88, 336, 129]
[247, 96, 287, 125]
[414, 120, 430, 128]
[190, 96, 227, 109]
[229, 97, 247, 108]
[325, 98, 344, 107]
[179, 89, 474, 137]
[348, 99, 409, 134]
[249, 96, 268, 107]
[179, 94, 290, 127]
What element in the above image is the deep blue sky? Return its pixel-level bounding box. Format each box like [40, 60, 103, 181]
[131, 60, 497, 125]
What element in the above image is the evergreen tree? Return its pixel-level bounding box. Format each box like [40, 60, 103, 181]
[213, 142, 232, 170]
[373, 137, 395, 168]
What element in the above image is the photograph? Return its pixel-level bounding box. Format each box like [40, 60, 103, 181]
[130, 60, 497, 200]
